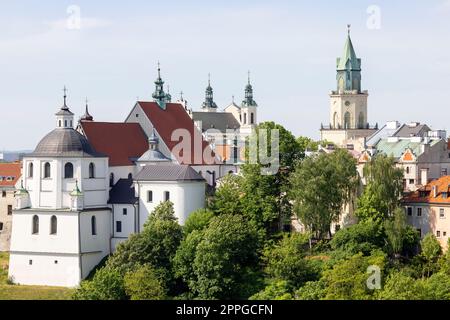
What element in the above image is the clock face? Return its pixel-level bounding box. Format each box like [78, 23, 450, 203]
[345, 101, 351, 107]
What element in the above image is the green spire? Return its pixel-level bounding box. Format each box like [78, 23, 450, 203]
[336, 25, 362, 92]
[202, 74, 217, 109]
[16, 180, 29, 195]
[242, 71, 257, 107]
[152, 62, 168, 108]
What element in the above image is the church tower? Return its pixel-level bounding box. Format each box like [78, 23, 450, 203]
[320, 26, 377, 149]
[239, 72, 258, 134]
[201, 74, 218, 112]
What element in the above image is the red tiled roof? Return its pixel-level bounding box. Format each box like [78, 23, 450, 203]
[137, 102, 216, 165]
[403, 176, 450, 204]
[0, 162, 21, 187]
[81, 122, 148, 166]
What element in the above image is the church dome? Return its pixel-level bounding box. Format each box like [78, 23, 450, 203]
[31, 128, 103, 158]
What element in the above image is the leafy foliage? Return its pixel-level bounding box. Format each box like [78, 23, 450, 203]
[124, 265, 166, 300]
[183, 209, 214, 235]
[73, 267, 126, 300]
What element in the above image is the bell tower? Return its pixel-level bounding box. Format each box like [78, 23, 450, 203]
[321, 26, 377, 148]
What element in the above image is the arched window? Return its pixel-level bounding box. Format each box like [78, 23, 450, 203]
[164, 191, 170, 202]
[333, 112, 338, 129]
[250, 113, 255, 125]
[44, 162, 51, 179]
[338, 77, 345, 91]
[64, 163, 74, 179]
[244, 113, 247, 125]
[358, 112, 365, 129]
[64, 120, 68, 127]
[344, 112, 351, 130]
[58, 120, 62, 127]
[406, 167, 410, 174]
[91, 216, 97, 236]
[128, 173, 133, 180]
[32, 215, 39, 235]
[109, 173, 115, 187]
[29, 162, 34, 178]
[50, 216, 57, 235]
[89, 163, 95, 179]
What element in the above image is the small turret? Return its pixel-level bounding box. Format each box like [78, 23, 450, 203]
[55, 86, 75, 129]
[15, 180, 30, 210]
[70, 180, 84, 211]
[201, 74, 218, 112]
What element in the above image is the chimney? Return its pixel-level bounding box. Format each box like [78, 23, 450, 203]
[421, 169, 429, 185]
[433, 185, 438, 198]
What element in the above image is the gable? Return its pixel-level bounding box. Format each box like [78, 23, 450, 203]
[401, 149, 416, 162]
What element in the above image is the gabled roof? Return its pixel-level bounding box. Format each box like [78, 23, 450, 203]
[0, 162, 21, 187]
[137, 102, 216, 165]
[191, 111, 241, 132]
[109, 178, 137, 204]
[81, 121, 148, 166]
[135, 164, 205, 182]
[403, 176, 450, 204]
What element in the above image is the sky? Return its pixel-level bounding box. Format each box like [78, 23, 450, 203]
[1, 0, 450, 151]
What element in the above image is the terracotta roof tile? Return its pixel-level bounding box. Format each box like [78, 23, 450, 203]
[137, 102, 216, 165]
[81, 122, 148, 166]
[0, 162, 21, 187]
[403, 176, 450, 204]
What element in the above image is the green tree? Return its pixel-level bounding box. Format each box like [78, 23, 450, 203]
[212, 174, 244, 216]
[73, 267, 126, 300]
[384, 208, 420, 258]
[107, 201, 183, 291]
[263, 233, 321, 289]
[438, 239, 450, 275]
[377, 271, 425, 300]
[356, 155, 404, 221]
[183, 208, 214, 235]
[124, 265, 166, 300]
[329, 219, 385, 257]
[421, 233, 442, 277]
[423, 272, 450, 300]
[295, 281, 327, 300]
[183, 214, 261, 299]
[249, 280, 293, 300]
[290, 149, 359, 238]
[322, 251, 387, 300]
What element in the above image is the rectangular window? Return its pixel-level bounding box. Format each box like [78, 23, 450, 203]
[164, 191, 170, 202]
[417, 208, 422, 217]
[409, 179, 415, 185]
[437, 231, 441, 238]
[407, 207, 413, 216]
[147, 191, 153, 203]
[442, 168, 448, 176]
[29, 260, 33, 266]
[0, 222, 3, 231]
[7, 205, 12, 215]
[440, 208, 445, 219]
[2, 191, 6, 198]
[444, 232, 447, 237]
[123, 208, 127, 216]
[116, 221, 122, 233]
[417, 229, 422, 237]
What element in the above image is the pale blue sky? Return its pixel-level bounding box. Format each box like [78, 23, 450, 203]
[1, 0, 450, 150]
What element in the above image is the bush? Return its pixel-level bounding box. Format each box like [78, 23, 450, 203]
[124, 265, 166, 300]
[183, 209, 214, 235]
[73, 266, 126, 300]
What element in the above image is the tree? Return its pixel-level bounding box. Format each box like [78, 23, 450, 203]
[249, 280, 293, 300]
[107, 201, 183, 291]
[295, 281, 327, 300]
[356, 155, 404, 221]
[212, 174, 244, 216]
[384, 208, 420, 258]
[322, 251, 387, 300]
[329, 219, 385, 257]
[290, 149, 359, 238]
[377, 271, 425, 300]
[179, 214, 261, 299]
[420, 233, 442, 277]
[423, 272, 450, 300]
[124, 265, 166, 300]
[73, 267, 126, 300]
[183, 209, 214, 235]
[263, 233, 321, 290]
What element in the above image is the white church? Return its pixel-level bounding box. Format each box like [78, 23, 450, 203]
[8, 66, 256, 287]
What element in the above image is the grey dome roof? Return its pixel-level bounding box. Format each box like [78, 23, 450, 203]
[30, 128, 104, 158]
[137, 149, 171, 163]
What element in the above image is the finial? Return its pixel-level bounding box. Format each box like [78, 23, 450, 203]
[63, 86, 68, 106]
[167, 85, 170, 94]
[232, 95, 235, 103]
[248, 70, 251, 85]
[157, 61, 161, 78]
[180, 91, 184, 101]
[347, 24, 351, 35]
[208, 73, 211, 86]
